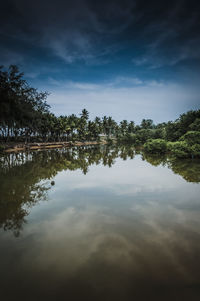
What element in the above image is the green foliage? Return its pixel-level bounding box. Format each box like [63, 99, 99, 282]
[117, 133, 137, 143]
[144, 139, 167, 154]
[136, 129, 152, 144]
[140, 119, 154, 129]
[190, 144, 200, 157]
[180, 131, 200, 145]
[164, 110, 200, 141]
[165, 121, 182, 141]
[189, 118, 200, 131]
[178, 110, 200, 133]
[81, 108, 89, 120]
[0, 65, 49, 141]
[167, 141, 191, 158]
[151, 128, 165, 139]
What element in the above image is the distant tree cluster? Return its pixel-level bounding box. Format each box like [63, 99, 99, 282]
[0, 65, 200, 158]
[0, 66, 117, 143]
[142, 111, 200, 158]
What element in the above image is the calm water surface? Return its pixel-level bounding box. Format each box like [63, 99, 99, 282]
[0, 145, 200, 300]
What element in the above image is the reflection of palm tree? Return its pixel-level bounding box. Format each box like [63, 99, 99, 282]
[120, 120, 128, 136]
[1, 144, 199, 236]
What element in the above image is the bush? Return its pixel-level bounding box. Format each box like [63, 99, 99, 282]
[167, 141, 191, 158]
[143, 139, 167, 154]
[190, 144, 200, 157]
[179, 131, 200, 145]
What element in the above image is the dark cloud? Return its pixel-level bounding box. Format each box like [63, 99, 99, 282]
[1, 0, 199, 121]
[132, 0, 200, 68]
[1, 0, 200, 68]
[0, 0, 134, 64]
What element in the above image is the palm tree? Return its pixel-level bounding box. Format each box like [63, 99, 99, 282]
[81, 108, 89, 121]
[120, 120, 128, 136]
[128, 121, 135, 133]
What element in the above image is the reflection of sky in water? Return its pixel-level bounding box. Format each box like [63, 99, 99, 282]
[1, 155, 200, 300]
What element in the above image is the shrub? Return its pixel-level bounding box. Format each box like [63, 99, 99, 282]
[190, 144, 200, 158]
[179, 131, 200, 145]
[167, 141, 191, 158]
[143, 139, 167, 154]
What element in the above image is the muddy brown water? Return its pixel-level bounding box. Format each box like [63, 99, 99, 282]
[0, 145, 200, 300]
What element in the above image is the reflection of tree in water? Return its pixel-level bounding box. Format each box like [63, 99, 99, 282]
[167, 158, 200, 183]
[0, 155, 52, 236]
[0, 144, 199, 235]
[141, 153, 168, 167]
[142, 152, 200, 183]
[141, 152, 200, 183]
[0, 145, 131, 235]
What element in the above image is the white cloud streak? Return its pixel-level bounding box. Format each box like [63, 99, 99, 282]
[46, 78, 200, 123]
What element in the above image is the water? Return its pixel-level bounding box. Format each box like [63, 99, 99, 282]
[0, 145, 200, 300]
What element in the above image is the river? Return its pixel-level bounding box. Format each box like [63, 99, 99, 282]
[0, 145, 200, 300]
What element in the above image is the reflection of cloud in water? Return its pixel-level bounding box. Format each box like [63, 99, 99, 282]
[1, 193, 200, 299]
[19, 202, 200, 294]
[1, 147, 200, 300]
[54, 156, 200, 199]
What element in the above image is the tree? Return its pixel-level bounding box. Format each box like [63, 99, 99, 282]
[189, 118, 200, 131]
[140, 119, 154, 129]
[120, 120, 128, 135]
[81, 108, 89, 120]
[128, 121, 135, 133]
[0, 65, 49, 142]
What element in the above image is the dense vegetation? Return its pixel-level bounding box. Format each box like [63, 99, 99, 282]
[0, 65, 200, 158]
[142, 114, 200, 158]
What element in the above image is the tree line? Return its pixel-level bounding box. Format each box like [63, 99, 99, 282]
[0, 65, 116, 143]
[0, 65, 200, 158]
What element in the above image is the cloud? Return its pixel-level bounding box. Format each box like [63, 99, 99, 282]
[47, 76, 145, 89]
[46, 79, 200, 123]
[46, 76, 166, 92]
[0, 0, 136, 65]
[4, 155, 199, 297]
[130, 1, 200, 69]
[0, 46, 24, 66]
[111, 76, 144, 86]
[132, 37, 200, 69]
[2, 0, 200, 68]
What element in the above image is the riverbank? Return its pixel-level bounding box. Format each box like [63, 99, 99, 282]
[0, 140, 108, 153]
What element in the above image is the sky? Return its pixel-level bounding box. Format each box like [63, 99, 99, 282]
[1, 0, 200, 123]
